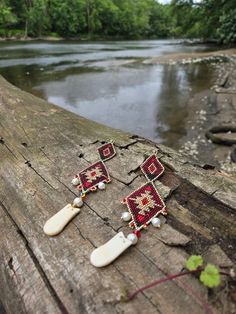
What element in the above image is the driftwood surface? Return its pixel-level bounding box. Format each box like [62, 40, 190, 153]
[0, 75, 236, 314]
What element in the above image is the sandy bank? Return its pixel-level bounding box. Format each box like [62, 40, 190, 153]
[145, 48, 236, 65]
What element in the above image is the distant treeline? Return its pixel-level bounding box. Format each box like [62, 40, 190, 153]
[0, 0, 235, 43]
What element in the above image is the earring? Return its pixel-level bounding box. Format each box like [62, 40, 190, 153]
[43, 142, 116, 236]
[121, 154, 167, 232]
[90, 153, 167, 267]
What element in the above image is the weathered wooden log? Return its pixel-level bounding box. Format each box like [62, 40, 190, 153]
[0, 75, 235, 314]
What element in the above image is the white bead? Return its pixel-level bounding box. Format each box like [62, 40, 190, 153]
[151, 217, 161, 228]
[71, 177, 80, 186]
[127, 233, 138, 245]
[73, 197, 83, 208]
[121, 211, 131, 221]
[98, 182, 106, 190]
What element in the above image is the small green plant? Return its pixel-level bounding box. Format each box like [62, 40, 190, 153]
[200, 264, 221, 288]
[128, 254, 231, 301]
[185, 255, 203, 271]
[185, 256, 221, 288]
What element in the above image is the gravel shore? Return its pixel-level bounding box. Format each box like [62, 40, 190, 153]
[178, 54, 236, 177]
[144, 48, 236, 177]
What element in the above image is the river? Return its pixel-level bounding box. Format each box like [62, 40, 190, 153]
[0, 40, 222, 147]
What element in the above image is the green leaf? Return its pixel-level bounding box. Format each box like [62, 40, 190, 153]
[200, 264, 221, 288]
[185, 255, 203, 271]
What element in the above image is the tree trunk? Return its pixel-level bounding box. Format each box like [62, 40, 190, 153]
[0, 75, 235, 314]
[24, 18, 28, 38]
[86, 0, 90, 35]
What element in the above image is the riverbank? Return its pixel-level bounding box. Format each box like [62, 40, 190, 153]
[146, 49, 236, 176]
[0, 35, 228, 44]
[180, 57, 236, 176]
[0, 35, 67, 41]
[144, 48, 236, 65]
[0, 34, 173, 42]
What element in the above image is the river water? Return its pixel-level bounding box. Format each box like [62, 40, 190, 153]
[0, 40, 221, 147]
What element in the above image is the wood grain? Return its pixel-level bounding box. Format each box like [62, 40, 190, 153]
[0, 75, 235, 314]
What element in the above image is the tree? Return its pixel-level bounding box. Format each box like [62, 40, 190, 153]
[170, 0, 236, 43]
[85, 0, 119, 36]
[48, 0, 86, 36]
[112, 0, 152, 37]
[28, 0, 50, 36]
[169, 0, 203, 38]
[148, 0, 172, 38]
[0, 1, 17, 26]
[0, 0, 235, 42]
[201, 0, 236, 43]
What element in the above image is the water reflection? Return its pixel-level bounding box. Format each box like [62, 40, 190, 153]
[0, 40, 219, 146]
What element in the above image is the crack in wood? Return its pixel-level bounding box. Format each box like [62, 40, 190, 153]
[111, 174, 141, 187]
[166, 213, 212, 253]
[170, 183, 236, 262]
[7, 257, 14, 271]
[72, 222, 97, 248]
[54, 177, 77, 196]
[114, 140, 137, 150]
[26, 164, 57, 191]
[0, 300, 6, 314]
[39, 147, 55, 163]
[5, 148, 58, 192]
[0, 201, 69, 314]
[134, 247, 211, 312]
[19, 125, 32, 146]
[174, 179, 236, 219]
[2, 141, 18, 159]
[84, 201, 118, 234]
[113, 264, 162, 314]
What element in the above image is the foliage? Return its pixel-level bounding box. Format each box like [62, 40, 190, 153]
[170, 0, 236, 43]
[217, 9, 236, 44]
[0, 1, 17, 26]
[148, 1, 172, 38]
[186, 255, 221, 288]
[0, 0, 235, 42]
[28, 0, 51, 36]
[200, 264, 221, 288]
[185, 255, 203, 271]
[0, 28, 24, 38]
[48, 0, 86, 36]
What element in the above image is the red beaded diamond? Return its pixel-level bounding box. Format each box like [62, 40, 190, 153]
[98, 143, 116, 161]
[141, 154, 164, 181]
[77, 161, 110, 193]
[123, 182, 166, 231]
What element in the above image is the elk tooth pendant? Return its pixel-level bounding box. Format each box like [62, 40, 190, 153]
[43, 142, 116, 236]
[90, 153, 168, 267]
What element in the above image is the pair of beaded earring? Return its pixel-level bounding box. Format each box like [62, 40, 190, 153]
[90, 153, 167, 267]
[43, 142, 116, 236]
